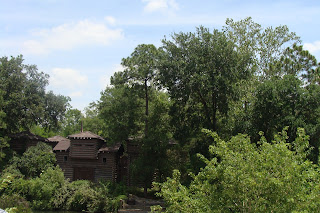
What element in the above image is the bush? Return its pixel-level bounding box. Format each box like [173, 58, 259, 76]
[26, 166, 66, 210]
[157, 128, 320, 212]
[1, 165, 127, 212]
[0, 194, 31, 213]
[66, 180, 95, 211]
[66, 180, 127, 213]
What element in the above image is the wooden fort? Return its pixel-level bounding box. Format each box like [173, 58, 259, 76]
[49, 131, 128, 182]
[9, 130, 141, 184]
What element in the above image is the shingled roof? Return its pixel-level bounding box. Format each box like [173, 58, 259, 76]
[98, 143, 122, 153]
[68, 131, 105, 141]
[48, 135, 71, 151]
[9, 131, 48, 142]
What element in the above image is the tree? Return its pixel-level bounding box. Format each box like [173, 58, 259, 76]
[251, 75, 320, 162]
[130, 92, 172, 189]
[223, 17, 300, 79]
[82, 103, 105, 136]
[270, 44, 320, 83]
[43, 91, 71, 131]
[159, 27, 251, 137]
[0, 89, 9, 163]
[157, 128, 320, 212]
[98, 85, 143, 142]
[61, 109, 83, 137]
[0, 55, 70, 134]
[8, 142, 56, 178]
[118, 44, 160, 136]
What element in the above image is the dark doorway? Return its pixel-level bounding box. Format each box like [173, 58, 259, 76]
[118, 155, 128, 183]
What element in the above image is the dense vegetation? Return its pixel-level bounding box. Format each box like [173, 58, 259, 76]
[0, 143, 126, 212]
[1, 17, 320, 212]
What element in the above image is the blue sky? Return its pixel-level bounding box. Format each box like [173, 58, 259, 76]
[1, 0, 320, 111]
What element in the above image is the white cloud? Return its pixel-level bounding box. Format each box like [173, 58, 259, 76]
[304, 41, 320, 54]
[69, 91, 83, 98]
[50, 68, 88, 90]
[22, 18, 123, 55]
[142, 0, 179, 13]
[104, 16, 116, 25]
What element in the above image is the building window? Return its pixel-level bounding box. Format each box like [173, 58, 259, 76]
[64, 156, 68, 162]
[103, 158, 107, 163]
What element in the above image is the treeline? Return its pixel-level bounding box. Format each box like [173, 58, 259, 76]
[95, 17, 320, 189]
[1, 17, 320, 212]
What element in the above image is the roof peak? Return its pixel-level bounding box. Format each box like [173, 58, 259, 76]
[68, 131, 105, 141]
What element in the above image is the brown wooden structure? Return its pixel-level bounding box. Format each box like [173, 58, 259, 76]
[9, 131, 140, 184]
[9, 131, 58, 154]
[50, 131, 124, 182]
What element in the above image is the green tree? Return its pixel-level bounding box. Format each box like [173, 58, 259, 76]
[118, 44, 160, 136]
[159, 27, 251, 135]
[130, 92, 172, 190]
[251, 75, 320, 162]
[82, 103, 105, 136]
[158, 128, 320, 212]
[270, 44, 320, 83]
[98, 85, 143, 142]
[61, 109, 83, 137]
[224, 17, 300, 79]
[0, 55, 70, 134]
[43, 91, 70, 131]
[9, 142, 56, 178]
[0, 89, 9, 163]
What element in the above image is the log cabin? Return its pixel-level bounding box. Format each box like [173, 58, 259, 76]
[49, 131, 125, 182]
[9, 130, 140, 184]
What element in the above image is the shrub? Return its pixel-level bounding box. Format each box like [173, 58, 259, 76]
[0, 194, 31, 213]
[27, 166, 66, 210]
[157, 128, 320, 212]
[66, 180, 95, 211]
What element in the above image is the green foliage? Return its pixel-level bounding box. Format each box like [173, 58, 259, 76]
[159, 27, 251, 134]
[66, 180, 95, 211]
[0, 90, 9, 163]
[27, 166, 66, 210]
[82, 102, 105, 136]
[251, 75, 320, 162]
[0, 55, 69, 134]
[0, 194, 31, 213]
[98, 85, 144, 141]
[131, 92, 172, 187]
[157, 128, 320, 212]
[9, 142, 56, 178]
[224, 17, 300, 78]
[61, 108, 83, 137]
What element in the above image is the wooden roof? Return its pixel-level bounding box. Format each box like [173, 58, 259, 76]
[9, 131, 48, 142]
[98, 143, 122, 153]
[68, 131, 105, 141]
[49, 135, 71, 151]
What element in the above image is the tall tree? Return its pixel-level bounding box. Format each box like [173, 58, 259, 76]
[98, 85, 143, 141]
[0, 89, 9, 163]
[61, 109, 83, 137]
[159, 27, 251, 136]
[251, 75, 320, 162]
[0, 55, 70, 134]
[118, 44, 160, 137]
[224, 17, 300, 79]
[271, 44, 320, 83]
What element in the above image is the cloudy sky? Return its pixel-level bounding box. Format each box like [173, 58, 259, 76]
[1, 0, 320, 111]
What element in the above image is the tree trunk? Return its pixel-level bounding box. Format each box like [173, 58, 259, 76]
[212, 93, 217, 131]
[144, 78, 149, 137]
